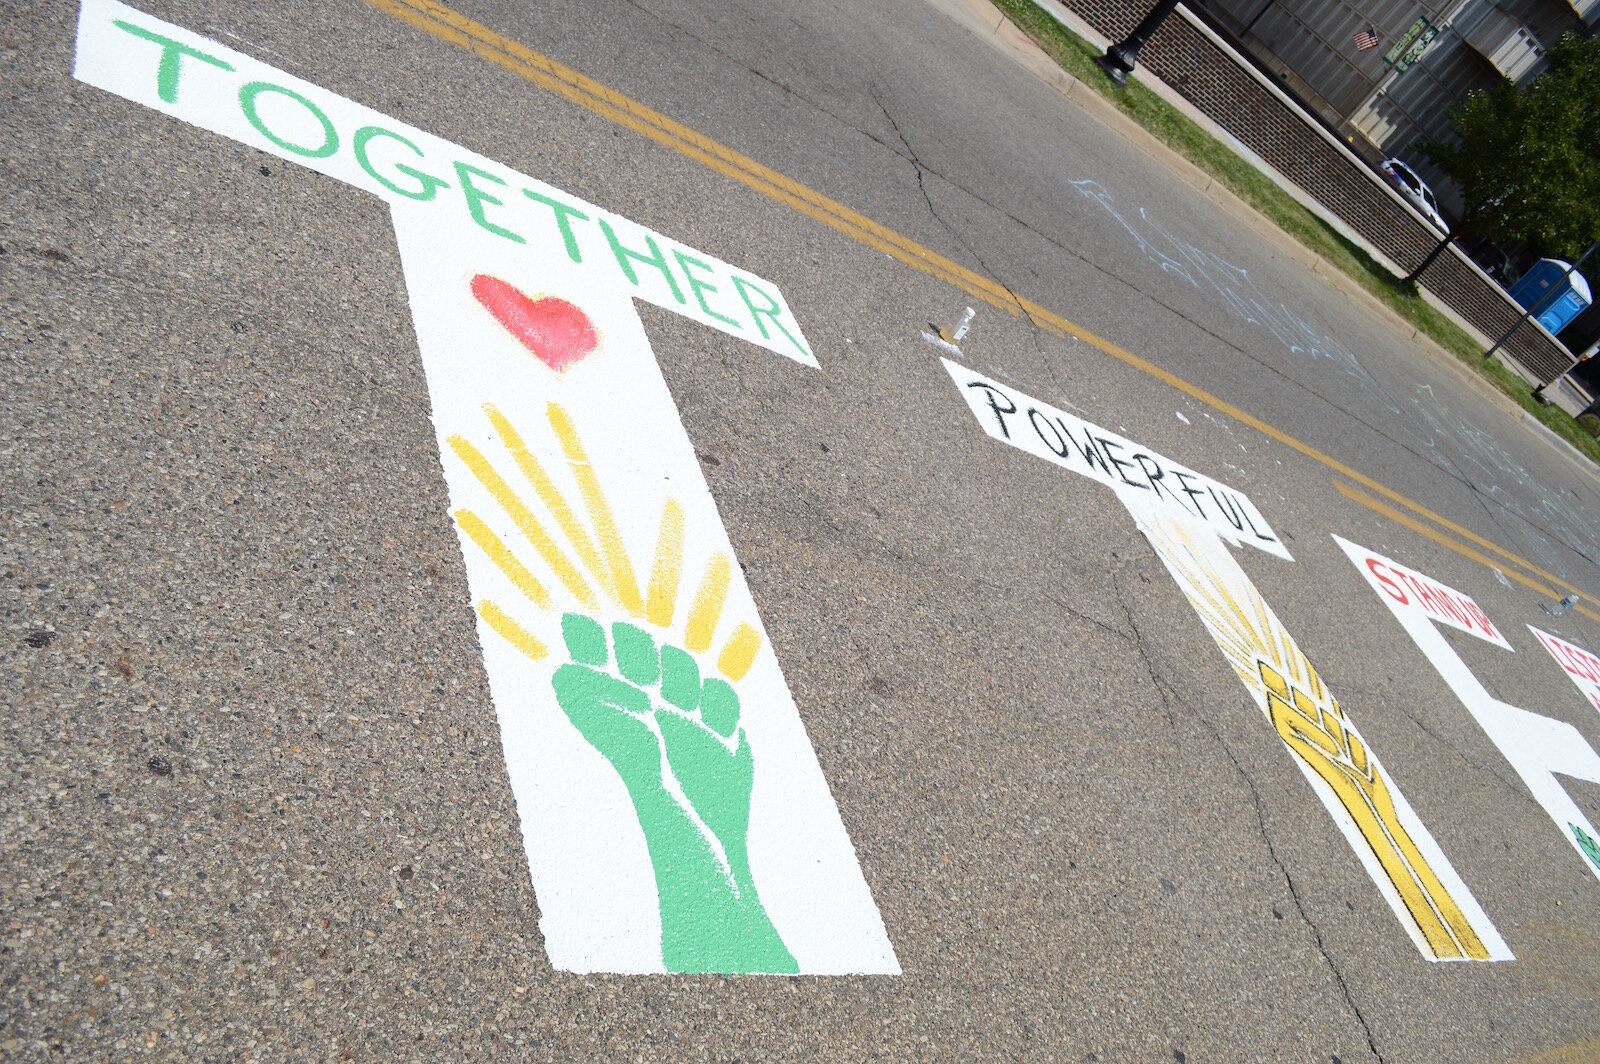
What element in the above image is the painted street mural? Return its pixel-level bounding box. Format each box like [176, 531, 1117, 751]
[74, 0, 897, 974]
[1529, 625, 1600, 718]
[68, 0, 1600, 985]
[944, 362, 1508, 961]
[1338, 538, 1600, 881]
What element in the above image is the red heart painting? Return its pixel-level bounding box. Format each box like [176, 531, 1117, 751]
[470, 274, 599, 372]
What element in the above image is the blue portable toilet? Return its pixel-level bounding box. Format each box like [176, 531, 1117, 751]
[1508, 259, 1593, 335]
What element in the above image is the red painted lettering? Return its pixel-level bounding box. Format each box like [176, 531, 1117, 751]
[1367, 558, 1408, 604]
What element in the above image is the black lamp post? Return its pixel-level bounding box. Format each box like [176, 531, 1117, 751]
[1097, 0, 1184, 88]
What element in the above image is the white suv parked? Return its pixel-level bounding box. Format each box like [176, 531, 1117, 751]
[1379, 158, 1449, 233]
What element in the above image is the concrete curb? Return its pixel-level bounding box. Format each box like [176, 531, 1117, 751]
[1520, 412, 1600, 487]
[918, 0, 1566, 433]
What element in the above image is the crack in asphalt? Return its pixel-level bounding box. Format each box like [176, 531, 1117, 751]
[784, 464, 1404, 1058]
[609, 0, 839, 124]
[1207, 713, 1386, 1064]
[1378, 695, 1543, 817]
[869, 86, 1018, 314]
[867, 85, 1068, 395]
[780, 482, 1138, 646]
[1477, 481, 1593, 577]
[1107, 560, 1385, 1064]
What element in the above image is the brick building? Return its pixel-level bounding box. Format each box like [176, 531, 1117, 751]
[1205, 0, 1597, 214]
[1052, 0, 1585, 381]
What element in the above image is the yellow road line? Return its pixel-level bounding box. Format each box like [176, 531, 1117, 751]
[1333, 479, 1600, 623]
[364, 0, 1027, 317]
[364, 0, 1591, 615]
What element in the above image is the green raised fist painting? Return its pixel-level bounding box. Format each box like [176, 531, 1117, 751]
[554, 615, 795, 973]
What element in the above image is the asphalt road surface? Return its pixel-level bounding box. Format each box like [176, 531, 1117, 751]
[6, 0, 1600, 1059]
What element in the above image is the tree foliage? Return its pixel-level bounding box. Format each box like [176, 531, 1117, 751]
[1421, 32, 1600, 260]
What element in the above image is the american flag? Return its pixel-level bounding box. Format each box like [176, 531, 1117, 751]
[1353, 26, 1380, 50]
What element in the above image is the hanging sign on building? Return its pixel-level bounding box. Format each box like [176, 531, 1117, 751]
[1385, 17, 1440, 74]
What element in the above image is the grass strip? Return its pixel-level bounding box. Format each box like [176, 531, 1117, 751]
[989, 0, 1600, 465]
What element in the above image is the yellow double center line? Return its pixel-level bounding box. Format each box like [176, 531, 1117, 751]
[364, 0, 1595, 624]
[1332, 480, 1599, 621]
